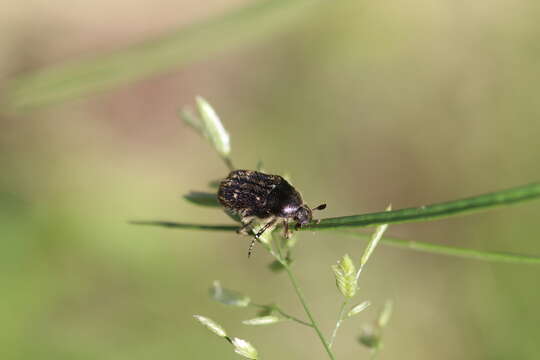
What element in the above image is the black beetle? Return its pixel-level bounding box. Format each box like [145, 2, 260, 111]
[218, 170, 326, 256]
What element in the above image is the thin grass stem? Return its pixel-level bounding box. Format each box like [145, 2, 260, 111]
[329, 300, 348, 348]
[282, 263, 336, 360]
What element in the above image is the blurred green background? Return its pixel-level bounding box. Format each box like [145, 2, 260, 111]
[1, 1, 540, 359]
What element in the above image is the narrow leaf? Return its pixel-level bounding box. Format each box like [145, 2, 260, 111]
[242, 316, 281, 326]
[183, 191, 220, 207]
[231, 337, 258, 360]
[347, 301, 371, 318]
[193, 315, 227, 338]
[210, 281, 250, 307]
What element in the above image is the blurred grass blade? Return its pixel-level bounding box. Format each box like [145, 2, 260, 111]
[210, 281, 251, 307]
[309, 182, 540, 230]
[3, 0, 320, 112]
[183, 191, 220, 207]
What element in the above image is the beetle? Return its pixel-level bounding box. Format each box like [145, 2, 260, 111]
[217, 169, 326, 256]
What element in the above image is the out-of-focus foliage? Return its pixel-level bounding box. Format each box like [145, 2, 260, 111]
[1, 1, 540, 359]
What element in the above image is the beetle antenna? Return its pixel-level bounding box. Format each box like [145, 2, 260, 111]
[312, 203, 327, 211]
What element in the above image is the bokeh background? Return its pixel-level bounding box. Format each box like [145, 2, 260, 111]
[1, 1, 540, 359]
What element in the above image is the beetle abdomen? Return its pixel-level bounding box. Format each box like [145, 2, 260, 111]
[218, 170, 283, 218]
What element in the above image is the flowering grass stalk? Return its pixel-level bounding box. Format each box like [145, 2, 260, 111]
[134, 98, 540, 359]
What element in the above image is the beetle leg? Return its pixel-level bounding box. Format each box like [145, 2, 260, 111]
[247, 218, 277, 258]
[237, 218, 254, 235]
[283, 220, 290, 239]
[256, 218, 277, 238]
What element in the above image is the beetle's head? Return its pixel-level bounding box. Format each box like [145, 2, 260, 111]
[294, 203, 327, 230]
[294, 205, 313, 229]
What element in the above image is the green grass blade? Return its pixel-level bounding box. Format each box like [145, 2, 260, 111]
[131, 182, 540, 264]
[130, 220, 237, 231]
[3, 0, 319, 112]
[309, 182, 540, 230]
[337, 231, 540, 264]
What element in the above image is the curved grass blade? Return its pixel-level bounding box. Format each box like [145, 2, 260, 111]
[3, 0, 320, 112]
[308, 182, 540, 230]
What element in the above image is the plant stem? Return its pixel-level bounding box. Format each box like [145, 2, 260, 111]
[274, 306, 313, 327]
[282, 263, 336, 360]
[329, 300, 348, 348]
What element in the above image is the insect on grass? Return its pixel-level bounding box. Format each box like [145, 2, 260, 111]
[218, 170, 326, 256]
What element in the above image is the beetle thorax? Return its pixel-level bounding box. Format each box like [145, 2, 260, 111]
[280, 204, 301, 218]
